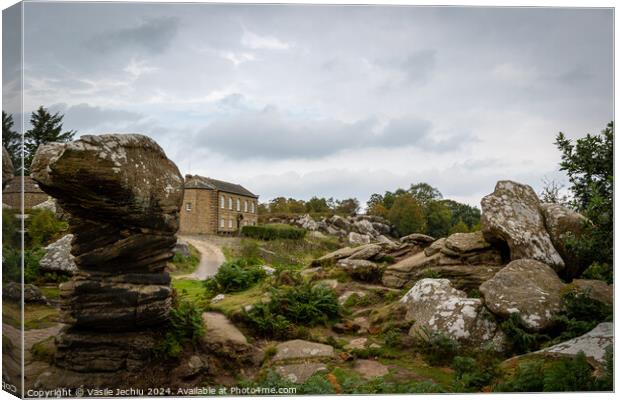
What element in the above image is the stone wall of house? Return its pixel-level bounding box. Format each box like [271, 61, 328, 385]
[216, 191, 258, 233]
[2, 192, 49, 209]
[179, 188, 218, 234]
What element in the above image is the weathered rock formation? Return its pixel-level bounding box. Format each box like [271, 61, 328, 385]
[271, 340, 334, 383]
[382, 231, 503, 290]
[201, 312, 256, 362]
[39, 234, 77, 274]
[540, 203, 589, 279]
[481, 180, 565, 272]
[400, 279, 505, 349]
[480, 259, 564, 332]
[30, 134, 184, 373]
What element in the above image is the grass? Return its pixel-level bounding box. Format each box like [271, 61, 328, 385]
[206, 284, 268, 317]
[39, 286, 60, 300]
[170, 244, 201, 276]
[172, 279, 209, 307]
[3, 302, 60, 330]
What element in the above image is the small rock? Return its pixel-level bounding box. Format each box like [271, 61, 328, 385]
[354, 359, 389, 379]
[39, 234, 77, 274]
[344, 337, 368, 350]
[272, 340, 334, 362]
[348, 232, 371, 245]
[211, 294, 226, 304]
[261, 265, 277, 275]
[275, 363, 327, 384]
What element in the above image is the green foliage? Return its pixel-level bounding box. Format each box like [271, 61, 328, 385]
[334, 198, 360, 215]
[415, 327, 459, 366]
[500, 313, 549, 354]
[424, 200, 452, 238]
[241, 224, 306, 241]
[452, 356, 497, 392]
[305, 196, 333, 213]
[555, 122, 613, 281]
[204, 258, 266, 294]
[2, 111, 21, 173]
[550, 288, 612, 343]
[243, 283, 341, 338]
[581, 262, 613, 283]
[449, 219, 470, 234]
[170, 244, 200, 274]
[24, 106, 76, 174]
[496, 351, 603, 392]
[387, 194, 426, 236]
[2, 208, 20, 248]
[155, 300, 204, 359]
[26, 208, 68, 247]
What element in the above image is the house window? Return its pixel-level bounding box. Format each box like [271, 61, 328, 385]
[220, 218, 224, 228]
[220, 195, 225, 208]
[244, 200, 248, 213]
[228, 219, 233, 228]
[186, 202, 192, 211]
[236, 198, 241, 211]
[228, 197, 233, 210]
[251, 202, 255, 214]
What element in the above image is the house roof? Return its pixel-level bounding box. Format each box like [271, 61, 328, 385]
[3, 176, 46, 194]
[184, 175, 258, 198]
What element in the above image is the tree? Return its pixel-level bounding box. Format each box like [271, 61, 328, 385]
[424, 200, 452, 238]
[287, 198, 306, 214]
[539, 177, 570, 205]
[2, 111, 20, 173]
[24, 106, 75, 174]
[442, 199, 481, 231]
[449, 219, 470, 234]
[335, 198, 360, 216]
[408, 182, 442, 204]
[555, 122, 613, 282]
[269, 197, 289, 213]
[387, 194, 426, 236]
[305, 197, 330, 213]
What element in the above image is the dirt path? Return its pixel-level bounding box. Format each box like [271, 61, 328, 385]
[177, 235, 226, 280]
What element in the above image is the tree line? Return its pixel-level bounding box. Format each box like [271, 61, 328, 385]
[259, 196, 361, 216]
[2, 106, 75, 175]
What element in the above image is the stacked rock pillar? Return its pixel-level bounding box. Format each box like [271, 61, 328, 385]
[31, 134, 184, 373]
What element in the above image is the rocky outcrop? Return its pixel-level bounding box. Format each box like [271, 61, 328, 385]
[400, 279, 505, 349]
[481, 180, 565, 272]
[571, 279, 613, 306]
[533, 322, 613, 366]
[382, 231, 503, 290]
[201, 312, 256, 361]
[480, 259, 564, 332]
[336, 259, 383, 282]
[2, 282, 47, 303]
[283, 213, 396, 243]
[31, 134, 183, 373]
[272, 340, 334, 383]
[174, 238, 191, 258]
[39, 234, 77, 274]
[3, 146, 13, 188]
[540, 203, 588, 278]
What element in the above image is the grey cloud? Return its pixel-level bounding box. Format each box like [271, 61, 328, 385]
[48, 103, 144, 131]
[85, 17, 180, 54]
[376, 49, 437, 85]
[194, 107, 450, 159]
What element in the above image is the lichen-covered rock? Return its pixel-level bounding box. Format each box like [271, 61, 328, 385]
[273, 339, 334, 362]
[400, 233, 435, 244]
[353, 219, 378, 236]
[533, 322, 613, 366]
[348, 231, 371, 245]
[2, 282, 48, 303]
[311, 246, 357, 267]
[39, 234, 77, 274]
[382, 232, 503, 290]
[481, 180, 564, 272]
[347, 244, 383, 261]
[30, 133, 183, 373]
[540, 203, 589, 278]
[480, 259, 564, 332]
[400, 279, 505, 348]
[2, 146, 13, 188]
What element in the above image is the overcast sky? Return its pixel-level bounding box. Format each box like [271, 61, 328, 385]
[3, 2, 613, 207]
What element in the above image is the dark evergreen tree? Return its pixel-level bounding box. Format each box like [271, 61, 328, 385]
[24, 106, 75, 174]
[2, 111, 21, 173]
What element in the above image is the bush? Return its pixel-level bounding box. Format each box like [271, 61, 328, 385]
[204, 258, 266, 294]
[243, 283, 341, 338]
[500, 313, 549, 354]
[452, 356, 497, 392]
[26, 208, 67, 247]
[241, 224, 306, 241]
[496, 351, 601, 392]
[155, 300, 204, 359]
[550, 287, 612, 343]
[170, 244, 200, 274]
[415, 327, 459, 366]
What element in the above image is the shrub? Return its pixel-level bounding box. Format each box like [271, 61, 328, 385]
[24, 247, 45, 284]
[2, 208, 20, 248]
[494, 360, 545, 392]
[204, 258, 266, 294]
[415, 327, 459, 366]
[500, 313, 549, 354]
[243, 283, 341, 337]
[170, 244, 200, 274]
[452, 356, 497, 392]
[241, 224, 306, 241]
[550, 288, 612, 343]
[155, 300, 204, 359]
[26, 209, 68, 247]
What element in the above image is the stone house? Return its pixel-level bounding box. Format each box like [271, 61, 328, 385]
[2, 176, 50, 209]
[179, 174, 259, 235]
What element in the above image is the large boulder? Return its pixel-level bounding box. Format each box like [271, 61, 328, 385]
[353, 219, 378, 237]
[2, 282, 47, 304]
[39, 234, 77, 274]
[481, 180, 564, 272]
[533, 322, 613, 366]
[311, 246, 358, 267]
[2, 146, 13, 189]
[201, 312, 255, 361]
[570, 279, 613, 306]
[382, 231, 503, 290]
[30, 134, 183, 373]
[347, 244, 383, 261]
[272, 340, 335, 384]
[336, 259, 383, 282]
[295, 214, 319, 231]
[348, 232, 371, 245]
[400, 279, 505, 349]
[480, 259, 564, 332]
[540, 203, 588, 279]
[173, 238, 191, 258]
